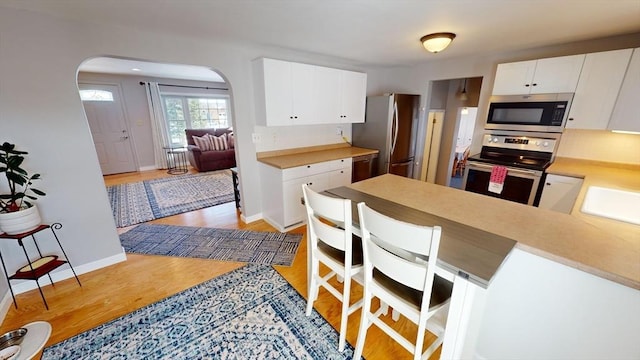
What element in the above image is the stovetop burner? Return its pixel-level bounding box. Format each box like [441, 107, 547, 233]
[468, 133, 558, 171]
[468, 152, 551, 171]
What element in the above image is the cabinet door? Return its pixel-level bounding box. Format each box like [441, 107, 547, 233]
[261, 58, 294, 126]
[340, 70, 367, 123]
[538, 174, 583, 214]
[530, 54, 585, 94]
[313, 66, 342, 124]
[328, 168, 352, 189]
[492, 60, 537, 95]
[290, 62, 317, 125]
[282, 177, 308, 228]
[566, 49, 632, 130]
[609, 48, 640, 132]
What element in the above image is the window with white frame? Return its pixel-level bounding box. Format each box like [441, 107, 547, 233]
[162, 95, 230, 146]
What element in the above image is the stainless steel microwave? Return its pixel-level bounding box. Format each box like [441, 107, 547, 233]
[485, 93, 574, 133]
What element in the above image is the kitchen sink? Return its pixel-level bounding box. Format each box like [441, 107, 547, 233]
[581, 186, 640, 225]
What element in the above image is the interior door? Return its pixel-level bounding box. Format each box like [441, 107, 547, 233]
[79, 83, 137, 175]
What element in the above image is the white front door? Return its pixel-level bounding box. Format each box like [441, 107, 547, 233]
[79, 83, 137, 175]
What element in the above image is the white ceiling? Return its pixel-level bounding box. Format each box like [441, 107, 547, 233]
[4, 0, 640, 80]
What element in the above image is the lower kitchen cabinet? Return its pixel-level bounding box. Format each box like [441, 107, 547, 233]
[538, 174, 584, 214]
[260, 158, 352, 231]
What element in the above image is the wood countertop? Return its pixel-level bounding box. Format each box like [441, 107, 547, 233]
[257, 144, 378, 169]
[347, 174, 640, 290]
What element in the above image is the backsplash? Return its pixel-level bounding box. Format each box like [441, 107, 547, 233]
[557, 129, 640, 164]
[253, 124, 351, 152]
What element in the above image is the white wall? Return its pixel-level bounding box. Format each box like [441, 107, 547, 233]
[474, 248, 640, 359]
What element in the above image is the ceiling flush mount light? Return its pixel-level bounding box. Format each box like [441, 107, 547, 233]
[420, 32, 456, 53]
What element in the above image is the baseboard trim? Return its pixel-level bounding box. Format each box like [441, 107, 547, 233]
[139, 165, 158, 172]
[240, 212, 262, 224]
[0, 292, 13, 327]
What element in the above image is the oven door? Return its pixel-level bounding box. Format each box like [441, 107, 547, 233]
[462, 161, 542, 205]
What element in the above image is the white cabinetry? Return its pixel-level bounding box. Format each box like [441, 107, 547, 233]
[538, 174, 584, 214]
[253, 58, 367, 126]
[609, 47, 640, 132]
[492, 55, 585, 95]
[566, 49, 633, 130]
[253, 58, 315, 126]
[260, 158, 352, 231]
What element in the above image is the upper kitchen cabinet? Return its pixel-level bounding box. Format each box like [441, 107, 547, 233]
[609, 48, 640, 132]
[566, 48, 633, 130]
[492, 54, 585, 95]
[314, 67, 366, 124]
[253, 58, 316, 126]
[338, 70, 367, 123]
[253, 57, 367, 126]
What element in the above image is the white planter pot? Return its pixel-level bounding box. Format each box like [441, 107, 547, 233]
[0, 205, 42, 235]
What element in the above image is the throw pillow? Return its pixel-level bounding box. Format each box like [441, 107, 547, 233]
[208, 133, 228, 150]
[192, 135, 213, 151]
[228, 132, 234, 149]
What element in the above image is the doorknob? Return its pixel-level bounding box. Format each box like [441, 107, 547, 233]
[121, 136, 129, 140]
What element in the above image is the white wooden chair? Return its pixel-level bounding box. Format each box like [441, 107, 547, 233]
[302, 184, 364, 352]
[354, 202, 453, 360]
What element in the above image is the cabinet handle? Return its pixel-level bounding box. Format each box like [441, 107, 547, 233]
[568, 118, 574, 121]
[525, 84, 530, 87]
[307, 165, 311, 168]
[532, 83, 537, 86]
[308, 182, 313, 185]
[546, 183, 551, 186]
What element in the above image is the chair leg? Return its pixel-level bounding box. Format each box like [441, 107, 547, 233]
[306, 260, 319, 316]
[353, 289, 372, 360]
[338, 277, 351, 352]
[380, 301, 389, 316]
[414, 322, 427, 360]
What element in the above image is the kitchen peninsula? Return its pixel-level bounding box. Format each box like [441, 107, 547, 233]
[341, 174, 639, 359]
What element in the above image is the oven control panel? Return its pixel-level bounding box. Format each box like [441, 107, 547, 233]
[482, 134, 557, 153]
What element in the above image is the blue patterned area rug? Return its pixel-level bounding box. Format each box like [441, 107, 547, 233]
[120, 224, 302, 266]
[42, 265, 359, 359]
[106, 170, 234, 227]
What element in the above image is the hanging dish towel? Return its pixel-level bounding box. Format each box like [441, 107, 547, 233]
[488, 165, 508, 194]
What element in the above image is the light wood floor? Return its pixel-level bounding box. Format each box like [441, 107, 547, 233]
[0, 168, 441, 359]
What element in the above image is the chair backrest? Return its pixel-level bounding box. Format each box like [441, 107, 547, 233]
[302, 184, 353, 253]
[357, 202, 441, 303]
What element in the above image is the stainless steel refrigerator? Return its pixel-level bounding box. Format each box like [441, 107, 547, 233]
[352, 94, 420, 178]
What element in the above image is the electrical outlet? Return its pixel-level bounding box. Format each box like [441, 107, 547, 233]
[336, 126, 343, 136]
[251, 133, 261, 143]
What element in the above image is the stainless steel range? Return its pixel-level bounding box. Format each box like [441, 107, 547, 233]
[462, 131, 561, 206]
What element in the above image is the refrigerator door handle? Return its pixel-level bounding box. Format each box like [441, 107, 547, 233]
[390, 100, 399, 157]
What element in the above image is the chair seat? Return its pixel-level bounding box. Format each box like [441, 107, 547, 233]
[317, 233, 363, 266]
[373, 269, 452, 310]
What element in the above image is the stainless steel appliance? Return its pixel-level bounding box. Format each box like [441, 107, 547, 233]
[462, 132, 560, 205]
[352, 94, 420, 178]
[486, 93, 573, 133]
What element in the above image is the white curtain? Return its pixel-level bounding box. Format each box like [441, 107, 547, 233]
[144, 82, 170, 169]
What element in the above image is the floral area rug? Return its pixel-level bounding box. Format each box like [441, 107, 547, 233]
[120, 224, 302, 266]
[42, 265, 359, 359]
[106, 170, 234, 227]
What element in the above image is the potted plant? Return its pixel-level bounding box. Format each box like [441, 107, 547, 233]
[0, 142, 46, 234]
